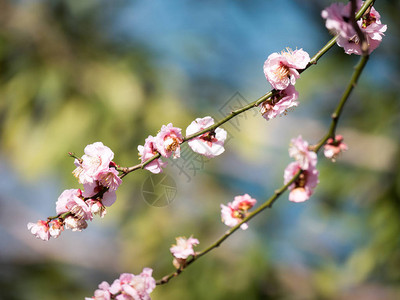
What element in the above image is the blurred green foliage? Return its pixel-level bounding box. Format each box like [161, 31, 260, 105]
[1, 0, 399, 299]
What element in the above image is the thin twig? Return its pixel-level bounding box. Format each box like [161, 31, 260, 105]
[312, 54, 370, 152]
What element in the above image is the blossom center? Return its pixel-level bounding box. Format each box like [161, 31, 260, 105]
[164, 136, 180, 152]
[132, 279, 145, 291]
[271, 90, 286, 105]
[362, 12, 377, 28]
[238, 201, 252, 211]
[296, 171, 309, 188]
[274, 64, 290, 81]
[87, 156, 101, 169]
[232, 209, 245, 219]
[200, 131, 218, 147]
[70, 205, 86, 220]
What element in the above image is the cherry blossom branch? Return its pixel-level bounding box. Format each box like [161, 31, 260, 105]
[157, 4, 376, 281]
[183, 90, 274, 142]
[156, 169, 301, 285]
[118, 0, 375, 178]
[27, 0, 379, 242]
[156, 52, 371, 286]
[310, 0, 374, 65]
[119, 153, 161, 179]
[25, 1, 385, 298]
[183, 0, 374, 141]
[182, 0, 374, 139]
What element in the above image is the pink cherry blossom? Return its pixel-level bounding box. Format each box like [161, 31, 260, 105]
[321, 1, 387, 55]
[56, 189, 92, 220]
[85, 281, 112, 300]
[154, 123, 183, 159]
[324, 135, 348, 162]
[170, 236, 199, 260]
[87, 199, 107, 218]
[134, 268, 157, 297]
[259, 85, 299, 120]
[138, 135, 167, 174]
[27, 220, 50, 241]
[97, 168, 122, 191]
[186, 116, 227, 158]
[64, 216, 88, 231]
[263, 48, 310, 90]
[48, 220, 64, 238]
[232, 194, 257, 211]
[321, 2, 354, 39]
[221, 204, 245, 229]
[288, 135, 317, 170]
[105, 269, 156, 300]
[83, 182, 117, 207]
[102, 190, 117, 207]
[73, 142, 115, 184]
[283, 161, 319, 203]
[221, 194, 257, 230]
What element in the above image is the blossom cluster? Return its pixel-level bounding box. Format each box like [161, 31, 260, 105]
[260, 48, 310, 120]
[283, 133, 348, 203]
[138, 117, 227, 174]
[322, 0, 387, 55]
[28, 116, 228, 241]
[86, 268, 156, 300]
[258, 1, 387, 123]
[27, 142, 122, 241]
[284, 136, 319, 203]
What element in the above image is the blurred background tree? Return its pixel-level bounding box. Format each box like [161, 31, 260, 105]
[0, 0, 399, 299]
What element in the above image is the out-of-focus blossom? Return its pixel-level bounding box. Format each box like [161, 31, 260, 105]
[73, 142, 115, 184]
[263, 48, 310, 90]
[321, 1, 387, 55]
[155, 123, 183, 159]
[170, 236, 200, 269]
[221, 194, 257, 230]
[324, 135, 348, 162]
[170, 236, 199, 260]
[94, 268, 156, 300]
[259, 85, 299, 120]
[138, 135, 167, 174]
[186, 116, 227, 158]
[85, 281, 112, 300]
[288, 135, 317, 170]
[27, 220, 50, 241]
[283, 161, 319, 203]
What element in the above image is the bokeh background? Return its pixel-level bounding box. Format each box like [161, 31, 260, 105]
[1, 0, 399, 299]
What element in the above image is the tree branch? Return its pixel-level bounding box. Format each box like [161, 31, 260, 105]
[118, 0, 375, 178]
